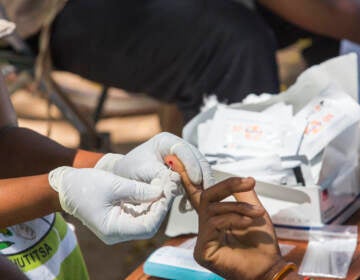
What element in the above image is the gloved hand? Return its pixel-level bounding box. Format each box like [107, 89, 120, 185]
[95, 132, 214, 196]
[49, 167, 175, 245]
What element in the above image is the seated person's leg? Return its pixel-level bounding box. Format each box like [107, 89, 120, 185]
[50, 0, 279, 121]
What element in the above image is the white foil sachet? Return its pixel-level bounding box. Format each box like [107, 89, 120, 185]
[295, 84, 360, 160]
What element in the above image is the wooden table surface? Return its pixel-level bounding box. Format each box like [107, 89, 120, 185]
[126, 209, 360, 280]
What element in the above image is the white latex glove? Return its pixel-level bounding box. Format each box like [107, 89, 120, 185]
[49, 167, 175, 245]
[95, 132, 214, 195]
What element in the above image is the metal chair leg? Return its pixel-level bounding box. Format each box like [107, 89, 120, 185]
[41, 79, 111, 151]
[93, 86, 109, 124]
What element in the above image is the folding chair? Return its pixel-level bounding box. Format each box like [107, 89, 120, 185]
[0, 3, 183, 152]
[0, 4, 154, 151]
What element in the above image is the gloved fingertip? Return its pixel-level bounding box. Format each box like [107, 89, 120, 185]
[95, 153, 124, 172]
[171, 145, 203, 185]
[202, 168, 215, 188]
[134, 182, 163, 202]
[48, 166, 73, 192]
[151, 172, 181, 199]
[169, 171, 181, 183]
[169, 142, 184, 155]
[149, 184, 164, 198]
[163, 181, 179, 200]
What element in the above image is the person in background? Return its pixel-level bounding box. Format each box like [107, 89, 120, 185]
[4, 0, 360, 121]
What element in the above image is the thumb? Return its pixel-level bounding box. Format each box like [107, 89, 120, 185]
[151, 176, 181, 199]
[48, 166, 75, 192]
[171, 142, 203, 185]
[114, 178, 164, 203]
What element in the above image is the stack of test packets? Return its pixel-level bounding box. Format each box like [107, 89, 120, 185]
[200, 84, 360, 187]
[166, 53, 360, 240]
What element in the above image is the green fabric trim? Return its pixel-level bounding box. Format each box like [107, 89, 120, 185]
[8, 214, 67, 272]
[8, 224, 60, 272]
[55, 246, 89, 280]
[6, 214, 88, 278]
[55, 213, 68, 241]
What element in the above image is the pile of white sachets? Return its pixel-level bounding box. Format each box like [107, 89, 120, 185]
[198, 84, 360, 186]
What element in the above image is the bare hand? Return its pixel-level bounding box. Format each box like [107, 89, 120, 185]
[193, 177, 283, 280]
[165, 155, 295, 279]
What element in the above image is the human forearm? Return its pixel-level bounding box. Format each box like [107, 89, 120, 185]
[0, 142, 103, 227]
[72, 149, 104, 168]
[0, 174, 61, 227]
[0, 72, 103, 177]
[259, 0, 360, 44]
[0, 126, 76, 178]
[0, 126, 103, 178]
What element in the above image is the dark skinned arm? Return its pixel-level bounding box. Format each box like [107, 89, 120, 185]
[0, 73, 103, 227]
[259, 0, 360, 44]
[0, 127, 102, 178]
[0, 71, 103, 178]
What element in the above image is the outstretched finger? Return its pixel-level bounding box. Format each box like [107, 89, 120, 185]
[201, 177, 256, 206]
[164, 154, 203, 211]
[207, 201, 265, 218]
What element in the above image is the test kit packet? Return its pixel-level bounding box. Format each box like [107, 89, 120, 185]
[166, 54, 360, 240]
[298, 225, 357, 278]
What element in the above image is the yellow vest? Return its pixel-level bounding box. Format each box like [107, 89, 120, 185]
[0, 213, 89, 280]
